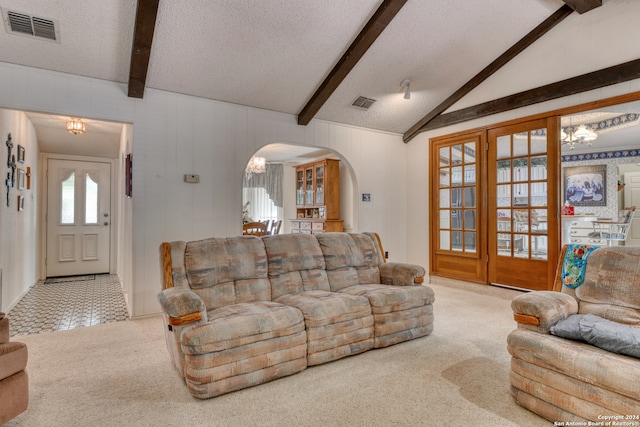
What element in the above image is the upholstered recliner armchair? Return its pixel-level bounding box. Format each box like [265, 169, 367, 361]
[508, 245, 640, 422]
[0, 312, 29, 424]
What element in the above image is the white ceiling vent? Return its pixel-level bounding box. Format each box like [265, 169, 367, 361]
[351, 96, 376, 110]
[2, 9, 60, 42]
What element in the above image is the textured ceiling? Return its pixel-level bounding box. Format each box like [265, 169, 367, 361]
[0, 0, 561, 135]
[1, 0, 639, 157]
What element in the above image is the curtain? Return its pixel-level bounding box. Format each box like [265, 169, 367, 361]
[243, 163, 283, 208]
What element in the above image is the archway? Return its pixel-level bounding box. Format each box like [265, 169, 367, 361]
[242, 143, 358, 235]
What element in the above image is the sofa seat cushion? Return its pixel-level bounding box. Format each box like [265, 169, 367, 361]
[508, 328, 640, 402]
[275, 290, 374, 365]
[181, 301, 305, 355]
[339, 284, 435, 347]
[274, 290, 371, 328]
[339, 284, 434, 313]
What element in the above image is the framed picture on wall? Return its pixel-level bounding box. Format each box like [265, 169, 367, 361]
[563, 164, 607, 207]
[17, 168, 25, 190]
[17, 145, 25, 163]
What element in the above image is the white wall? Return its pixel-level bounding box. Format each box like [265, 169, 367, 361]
[0, 109, 39, 312]
[0, 62, 408, 317]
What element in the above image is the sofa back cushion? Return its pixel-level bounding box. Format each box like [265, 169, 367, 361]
[183, 237, 271, 310]
[569, 246, 640, 326]
[263, 234, 330, 299]
[316, 233, 381, 292]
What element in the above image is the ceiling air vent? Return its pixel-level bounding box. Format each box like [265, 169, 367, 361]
[351, 96, 376, 110]
[3, 9, 59, 42]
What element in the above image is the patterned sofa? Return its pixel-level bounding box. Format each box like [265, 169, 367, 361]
[158, 232, 434, 399]
[508, 244, 640, 422]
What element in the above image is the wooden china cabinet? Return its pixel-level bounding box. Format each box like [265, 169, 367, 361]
[290, 159, 343, 234]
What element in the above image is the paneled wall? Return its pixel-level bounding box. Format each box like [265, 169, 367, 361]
[0, 109, 39, 312]
[0, 62, 407, 317]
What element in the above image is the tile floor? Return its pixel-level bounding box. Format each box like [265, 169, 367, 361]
[7, 274, 129, 337]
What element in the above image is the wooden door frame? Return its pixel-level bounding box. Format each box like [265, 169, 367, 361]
[486, 116, 560, 290]
[429, 128, 487, 283]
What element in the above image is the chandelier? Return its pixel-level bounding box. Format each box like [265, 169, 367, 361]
[245, 156, 266, 176]
[561, 124, 597, 150]
[66, 118, 86, 135]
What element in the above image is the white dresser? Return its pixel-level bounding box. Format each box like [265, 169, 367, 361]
[567, 219, 615, 246]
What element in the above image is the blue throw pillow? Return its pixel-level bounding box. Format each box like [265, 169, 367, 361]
[550, 314, 586, 341]
[550, 313, 640, 359]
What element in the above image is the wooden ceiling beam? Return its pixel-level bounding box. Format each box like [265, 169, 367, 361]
[414, 58, 640, 134]
[297, 0, 407, 126]
[562, 0, 602, 14]
[403, 4, 573, 143]
[128, 0, 160, 98]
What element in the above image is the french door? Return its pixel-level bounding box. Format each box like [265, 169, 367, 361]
[46, 159, 111, 277]
[430, 130, 486, 283]
[487, 118, 559, 290]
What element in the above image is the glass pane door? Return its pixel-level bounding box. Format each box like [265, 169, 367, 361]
[438, 142, 477, 253]
[488, 117, 559, 291]
[495, 131, 548, 260]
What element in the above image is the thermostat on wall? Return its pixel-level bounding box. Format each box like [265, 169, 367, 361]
[184, 174, 200, 183]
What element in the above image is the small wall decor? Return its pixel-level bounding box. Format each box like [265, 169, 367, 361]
[17, 145, 25, 163]
[17, 168, 25, 190]
[17, 195, 24, 211]
[563, 164, 607, 207]
[125, 153, 132, 197]
[5, 134, 13, 207]
[5, 172, 11, 207]
[26, 167, 31, 190]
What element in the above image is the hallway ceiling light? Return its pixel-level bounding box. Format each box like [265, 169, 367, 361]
[66, 118, 85, 135]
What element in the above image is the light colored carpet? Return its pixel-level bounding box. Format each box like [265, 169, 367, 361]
[5, 278, 551, 427]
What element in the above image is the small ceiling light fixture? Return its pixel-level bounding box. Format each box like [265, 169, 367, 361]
[245, 156, 266, 178]
[66, 118, 85, 135]
[561, 123, 598, 150]
[400, 79, 411, 100]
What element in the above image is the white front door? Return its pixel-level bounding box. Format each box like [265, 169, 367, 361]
[624, 171, 640, 247]
[46, 159, 111, 277]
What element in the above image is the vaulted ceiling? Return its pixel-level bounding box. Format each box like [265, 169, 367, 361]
[3, 0, 638, 150]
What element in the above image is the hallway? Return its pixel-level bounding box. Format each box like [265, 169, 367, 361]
[7, 274, 129, 337]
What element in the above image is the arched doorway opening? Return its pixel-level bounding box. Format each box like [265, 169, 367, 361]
[242, 143, 357, 235]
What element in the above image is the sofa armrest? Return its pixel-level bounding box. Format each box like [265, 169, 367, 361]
[379, 262, 426, 286]
[157, 287, 207, 326]
[511, 291, 578, 333]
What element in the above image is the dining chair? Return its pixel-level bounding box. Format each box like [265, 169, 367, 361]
[589, 206, 636, 246]
[242, 221, 267, 236]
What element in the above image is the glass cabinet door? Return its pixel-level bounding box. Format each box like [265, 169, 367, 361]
[315, 164, 324, 205]
[305, 167, 313, 205]
[296, 169, 304, 205]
